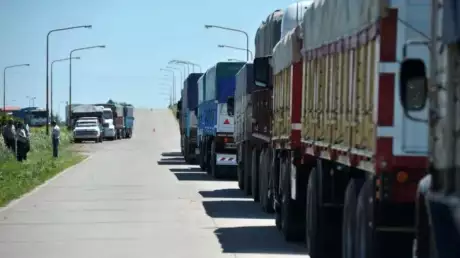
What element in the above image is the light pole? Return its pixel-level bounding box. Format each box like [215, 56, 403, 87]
[218, 44, 253, 60]
[46, 25, 92, 135]
[3, 63, 30, 113]
[160, 82, 173, 106]
[168, 60, 188, 78]
[166, 66, 183, 84]
[58, 101, 67, 122]
[26, 96, 36, 107]
[161, 68, 175, 103]
[170, 59, 202, 72]
[51, 56, 80, 121]
[205, 24, 250, 61]
[67, 45, 105, 128]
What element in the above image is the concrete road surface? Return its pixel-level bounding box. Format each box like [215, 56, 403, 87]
[0, 109, 308, 258]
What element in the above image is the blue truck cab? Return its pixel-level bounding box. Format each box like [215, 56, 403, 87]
[197, 61, 246, 178]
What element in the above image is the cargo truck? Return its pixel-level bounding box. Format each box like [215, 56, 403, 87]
[196, 62, 245, 178]
[122, 104, 134, 138]
[405, 1, 460, 258]
[182, 73, 203, 163]
[94, 103, 125, 139]
[249, 1, 431, 258]
[233, 8, 284, 209]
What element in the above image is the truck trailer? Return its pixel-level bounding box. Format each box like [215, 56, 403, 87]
[197, 62, 245, 178]
[122, 104, 134, 138]
[242, 1, 432, 258]
[182, 73, 203, 163]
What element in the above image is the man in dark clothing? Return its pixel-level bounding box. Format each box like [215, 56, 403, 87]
[15, 122, 29, 162]
[2, 119, 16, 152]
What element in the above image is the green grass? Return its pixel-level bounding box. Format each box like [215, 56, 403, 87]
[0, 128, 86, 207]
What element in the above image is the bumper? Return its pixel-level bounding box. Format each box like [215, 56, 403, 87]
[74, 135, 99, 140]
[104, 129, 116, 137]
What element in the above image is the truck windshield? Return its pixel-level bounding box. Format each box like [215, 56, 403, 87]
[103, 111, 113, 120]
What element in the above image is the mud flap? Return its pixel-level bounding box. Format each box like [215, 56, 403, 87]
[215, 153, 237, 166]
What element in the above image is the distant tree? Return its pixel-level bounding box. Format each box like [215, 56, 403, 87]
[107, 99, 116, 104]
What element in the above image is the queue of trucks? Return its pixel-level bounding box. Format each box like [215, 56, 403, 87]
[66, 103, 134, 143]
[177, 1, 459, 258]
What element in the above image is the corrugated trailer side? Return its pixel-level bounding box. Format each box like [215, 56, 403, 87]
[293, 1, 430, 258]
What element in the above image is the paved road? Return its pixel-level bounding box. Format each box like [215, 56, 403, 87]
[0, 109, 308, 258]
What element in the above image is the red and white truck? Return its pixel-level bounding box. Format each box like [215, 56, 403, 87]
[246, 1, 433, 257]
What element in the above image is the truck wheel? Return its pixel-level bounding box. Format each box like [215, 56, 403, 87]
[243, 144, 252, 196]
[305, 166, 323, 257]
[237, 144, 244, 190]
[280, 156, 300, 241]
[251, 148, 260, 202]
[342, 179, 364, 258]
[210, 141, 221, 179]
[199, 143, 206, 170]
[414, 175, 432, 258]
[355, 180, 374, 258]
[260, 149, 274, 213]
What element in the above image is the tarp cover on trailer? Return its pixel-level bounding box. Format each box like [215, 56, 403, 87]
[281, 1, 313, 39]
[303, 0, 382, 50]
[184, 73, 203, 110]
[442, 0, 460, 44]
[255, 9, 284, 58]
[235, 63, 254, 97]
[72, 105, 103, 114]
[272, 25, 303, 74]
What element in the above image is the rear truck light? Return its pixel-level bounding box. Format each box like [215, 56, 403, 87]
[396, 171, 408, 183]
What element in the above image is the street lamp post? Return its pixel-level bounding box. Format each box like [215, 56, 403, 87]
[168, 61, 188, 78]
[205, 24, 250, 61]
[218, 44, 253, 60]
[166, 66, 183, 84]
[3, 63, 30, 113]
[170, 59, 202, 72]
[67, 45, 106, 127]
[26, 96, 36, 107]
[51, 57, 80, 121]
[46, 25, 92, 135]
[160, 68, 175, 103]
[160, 82, 173, 106]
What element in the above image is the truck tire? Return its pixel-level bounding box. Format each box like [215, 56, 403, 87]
[251, 148, 260, 202]
[199, 142, 206, 170]
[355, 179, 374, 258]
[210, 141, 221, 179]
[342, 179, 364, 258]
[280, 156, 301, 241]
[305, 166, 323, 257]
[243, 144, 252, 196]
[237, 144, 244, 190]
[259, 149, 274, 213]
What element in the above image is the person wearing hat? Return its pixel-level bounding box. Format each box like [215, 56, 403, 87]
[51, 120, 60, 158]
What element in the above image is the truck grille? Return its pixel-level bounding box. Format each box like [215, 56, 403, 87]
[75, 130, 97, 136]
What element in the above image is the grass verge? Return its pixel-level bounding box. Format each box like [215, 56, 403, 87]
[0, 128, 86, 207]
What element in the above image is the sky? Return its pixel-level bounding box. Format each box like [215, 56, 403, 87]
[0, 0, 296, 118]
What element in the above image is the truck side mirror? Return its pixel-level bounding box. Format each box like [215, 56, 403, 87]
[399, 58, 428, 111]
[176, 111, 180, 120]
[253, 56, 272, 87]
[226, 96, 234, 116]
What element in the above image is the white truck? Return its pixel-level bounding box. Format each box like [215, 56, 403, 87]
[73, 118, 103, 143]
[100, 107, 116, 140]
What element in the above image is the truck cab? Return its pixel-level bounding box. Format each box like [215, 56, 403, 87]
[101, 107, 116, 140]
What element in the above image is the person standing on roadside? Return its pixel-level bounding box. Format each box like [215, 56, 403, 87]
[51, 121, 60, 158]
[2, 119, 16, 152]
[15, 122, 29, 162]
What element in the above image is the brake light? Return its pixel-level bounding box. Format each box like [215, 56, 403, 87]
[224, 137, 228, 143]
